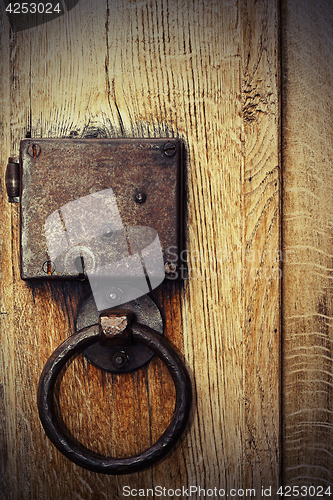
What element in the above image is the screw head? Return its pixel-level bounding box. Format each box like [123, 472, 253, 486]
[27, 143, 41, 158]
[111, 351, 129, 368]
[135, 192, 147, 204]
[42, 260, 55, 274]
[163, 141, 177, 157]
[164, 261, 177, 274]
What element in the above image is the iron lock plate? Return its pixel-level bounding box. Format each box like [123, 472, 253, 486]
[19, 138, 183, 280]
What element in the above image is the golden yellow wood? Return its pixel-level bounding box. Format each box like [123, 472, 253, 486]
[0, 0, 280, 497]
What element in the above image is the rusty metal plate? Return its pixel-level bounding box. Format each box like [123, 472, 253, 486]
[76, 293, 163, 373]
[20, 138, 183, 280]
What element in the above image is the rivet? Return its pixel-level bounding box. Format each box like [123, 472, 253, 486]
[135, 192, 147, 204]
[111, 351, 129, 368]
[100, 223, 114, 237]
[107, 287, 123, 303]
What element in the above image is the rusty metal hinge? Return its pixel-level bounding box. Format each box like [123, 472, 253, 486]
[5, 156, 20, 202]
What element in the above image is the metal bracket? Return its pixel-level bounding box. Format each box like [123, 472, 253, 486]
[77, 293, 164, 373]
[6, 138, 183, 280]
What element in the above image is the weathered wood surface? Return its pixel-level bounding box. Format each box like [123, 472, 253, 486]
[0, 0, 280, 498]
[282, 0, 333, 489]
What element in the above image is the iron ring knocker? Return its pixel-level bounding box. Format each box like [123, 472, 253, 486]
[37, 322, 192, 475]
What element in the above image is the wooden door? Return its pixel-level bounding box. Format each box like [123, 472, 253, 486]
[0, 0, 330, 497]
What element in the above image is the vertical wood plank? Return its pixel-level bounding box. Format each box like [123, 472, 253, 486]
[0, 7, 17, 498]
[282, 0, 333, 488]
[242, 0, 280, 490]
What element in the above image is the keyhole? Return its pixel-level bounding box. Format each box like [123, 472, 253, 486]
[74, 255, 85, 280]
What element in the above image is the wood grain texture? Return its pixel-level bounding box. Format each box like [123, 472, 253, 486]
[242, 0, 280, 490]
[0, 0, 280, 498]
[282, 0, 333, 488]
[0, 8, 17, 498]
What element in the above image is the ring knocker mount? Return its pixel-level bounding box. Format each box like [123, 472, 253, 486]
[6, 138, 192, 474]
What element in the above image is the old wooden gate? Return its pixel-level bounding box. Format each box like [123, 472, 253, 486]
[0, 0, 332, 498]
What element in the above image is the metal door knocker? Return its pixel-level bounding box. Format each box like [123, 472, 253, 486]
[6, 138, 192, 474]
